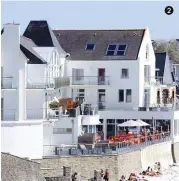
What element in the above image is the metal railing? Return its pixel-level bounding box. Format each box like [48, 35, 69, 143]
[1, 77, 15, 89]
[1, 106, 99, 121]
[27, 78, 55, 89]
[43, 132, 170, 157]
[54, 76, 110, 88]
[98, 101, 106, 110]
[1, 77, 56, 89]
[144, 76, 175, 86]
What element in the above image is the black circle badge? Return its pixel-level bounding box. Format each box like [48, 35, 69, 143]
[165, 6, 174, 15]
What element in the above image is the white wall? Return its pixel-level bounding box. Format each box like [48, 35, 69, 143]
[26, 90, 46, 119]
[2, 90, 46, 120]
[138, 28, 156, 107]
[66, 60, 140, 109]
[43, 117, 82, 146]
[1, 24, 20, 87]
[163, 54, 173, 84]
[27, 64, 46, 85]
[1, 121, 44, 159]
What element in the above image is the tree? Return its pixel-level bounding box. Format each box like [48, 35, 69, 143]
[152, 40, 179, 63]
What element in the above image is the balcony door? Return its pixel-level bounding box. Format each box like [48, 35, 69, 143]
[72, 68, 84, 85]
[144, 65, 150, 83]
[98, 68, 105, 85]
[144, 89, 150, 107]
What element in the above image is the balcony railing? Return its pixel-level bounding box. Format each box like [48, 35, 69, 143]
[27, 78, 55, 89]
[1, 106, 99, 121]
[144, 76, 175, 86]
[55, 76, 110, 88]
[1, 77, 55, 89]
[1, 77, 15, 89]
[98, 101, 106, 110]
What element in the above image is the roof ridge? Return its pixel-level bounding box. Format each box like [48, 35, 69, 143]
[1, 152, 40, 164]
[53, 29, 146, 31]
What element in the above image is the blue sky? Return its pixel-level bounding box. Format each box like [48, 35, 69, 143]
[1, 1, 179, 40]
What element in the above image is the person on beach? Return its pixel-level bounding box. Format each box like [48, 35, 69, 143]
[103, 169, 109, 181]
[71, 172, 78, 181]
[157, 162, 161, 173]
[101, 169, 104, 178]
[119, 175, 126, 181]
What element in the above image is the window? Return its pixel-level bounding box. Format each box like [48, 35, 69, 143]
[53, 128, 72, 134]
[72, 68, 84, 81]
[126, 89, 132, 102]
[106, 45, 117, 56]
[116, 45, 127, 56]
[121, 69, 129, 78]
[85, 44, 95, 50]
[146, 45, 149, 59]
[77, 89, 85, 102]
[119, 89, 124, 102]
[106, 44, 127, 56]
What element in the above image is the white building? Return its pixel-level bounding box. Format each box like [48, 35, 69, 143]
[1, 21, 179, 159]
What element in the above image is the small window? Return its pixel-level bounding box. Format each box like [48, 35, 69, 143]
[85, 44, 95, 50]
[106, 44, 127, 56]
[53, 128, 72, 134]
[121, 69, 129, 78]
[126, 89, 132, 103]
[106, 45, 117, 56]
[119, 89, 124, 102]
[146, 45, 149, 59]
[98, 89, 105, 93]
[116, 45, 127, 56]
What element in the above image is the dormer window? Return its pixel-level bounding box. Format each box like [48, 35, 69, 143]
[106, 44, 127, 56]
[85, 44, 95, 50]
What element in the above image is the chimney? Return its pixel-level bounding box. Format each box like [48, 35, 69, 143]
[2, 23, 26, 121]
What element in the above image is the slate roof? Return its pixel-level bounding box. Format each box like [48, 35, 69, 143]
[23, 20, 54, 47]
[155, 52, 166, 77]
[1, 152, 46, 181]
[20, 36, 47, 64]
[155, 52, 175, 82]
[53, 29, 145, 60]
[1, 28, 4, 35]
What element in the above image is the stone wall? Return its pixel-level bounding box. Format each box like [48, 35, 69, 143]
[1, 152, 46, 181]
[35, 151, 141, 181]
[174, 142, 179, 163]
[34, 141, 173, 181]
[141, 141, 173, 170]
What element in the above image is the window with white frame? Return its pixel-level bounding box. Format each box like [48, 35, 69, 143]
[77, 89, 85, 102]
[72, 68, 84, 81]
[121, 68, 129, 78]
[118, 89, 124, 102]
[53, 128, 72, 134]
[126, 89, 132, 102]
[106, 44, 127, 56]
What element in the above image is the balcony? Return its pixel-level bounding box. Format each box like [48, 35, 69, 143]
[27, 78, 55, 89]
[1, 77, 55, 89]
[144, 76, 175, 86]
[54, 76, 110, 88]
[98, 101, 106, 110]
[1, 77, 16, 89]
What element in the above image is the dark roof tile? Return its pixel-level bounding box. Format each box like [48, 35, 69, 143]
[23, 21, 54, 47]
[53, 29, 145, 60]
